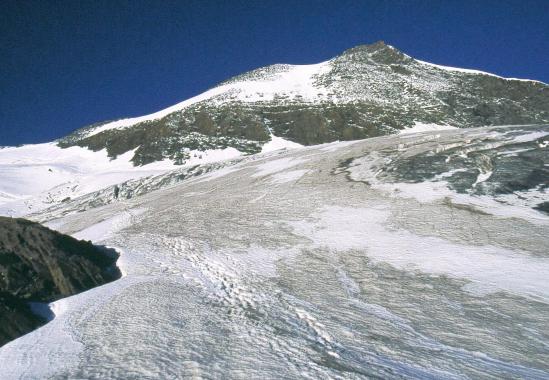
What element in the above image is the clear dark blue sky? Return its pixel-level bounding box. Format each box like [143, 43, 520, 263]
[1, 0, 548, 145]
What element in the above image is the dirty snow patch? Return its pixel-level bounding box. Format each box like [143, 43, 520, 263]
[270, 169, 309, 184]
[73, 208, 146, 243]
[261, 135, 303, 153]
[399, 122, 457, 135]
[290, 206, 549, 302]
[252, 157, 309, 178]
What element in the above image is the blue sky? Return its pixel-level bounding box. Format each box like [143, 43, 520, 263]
[1, 0, 548, 145]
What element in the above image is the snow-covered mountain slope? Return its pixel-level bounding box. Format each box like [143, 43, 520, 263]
[29, 124, 549, 224]
[2, 125, 548, 379]
[0, 143, 176, 216]
[57, 41, 549, 166]
[78, 61, 333, 139]
[73, 44, 545, 140]
[0, 136, 300, 216]
[2, 41, 547, 217]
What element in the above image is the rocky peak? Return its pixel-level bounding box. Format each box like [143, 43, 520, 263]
[53, 42, 549, 168]
[337, 41, 412, 65]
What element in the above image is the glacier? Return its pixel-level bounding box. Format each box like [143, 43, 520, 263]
[1, 125, 548, 379]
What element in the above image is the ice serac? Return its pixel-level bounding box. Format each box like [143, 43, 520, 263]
[57, 41, 549, 166]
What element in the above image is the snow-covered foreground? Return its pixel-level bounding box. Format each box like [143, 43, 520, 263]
[1, 125, 548, 379]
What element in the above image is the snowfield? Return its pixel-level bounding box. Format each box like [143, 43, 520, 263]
[0, 143, 176, 216]
[1, 125, 548, 379]
[0, 135, 300, 217]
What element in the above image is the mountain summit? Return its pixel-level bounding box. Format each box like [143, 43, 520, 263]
[2, 43, 549, 217]
[338, 41, 412, 65]
[1, 40, 549, 378]
[57, 42, 549, 166]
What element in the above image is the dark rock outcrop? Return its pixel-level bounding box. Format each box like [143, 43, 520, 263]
[0, 217, 121, 346]
[0, 292, 45, 347]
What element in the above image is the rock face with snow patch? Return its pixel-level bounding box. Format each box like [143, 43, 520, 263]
[58, 41, 549, 166]
[0, 217, 121, 346]
[343, 125, 549, 215]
